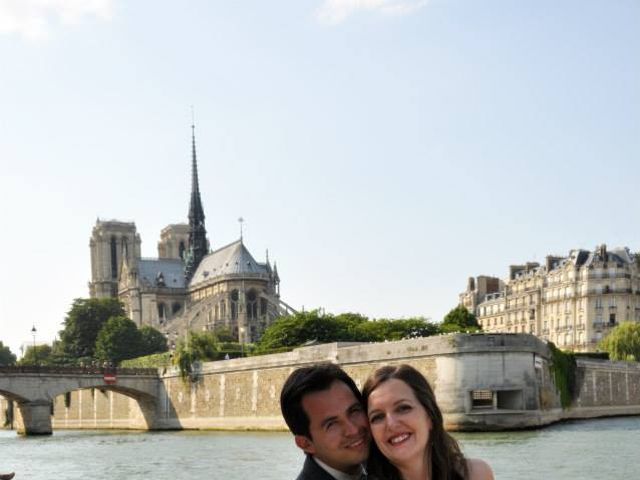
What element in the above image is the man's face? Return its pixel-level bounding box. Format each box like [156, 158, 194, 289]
[295, 380, 370, 474]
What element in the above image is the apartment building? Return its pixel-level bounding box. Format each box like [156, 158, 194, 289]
[459, 245, 640, 351]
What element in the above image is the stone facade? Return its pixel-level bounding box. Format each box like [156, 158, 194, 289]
[3, 334, 640, 434]
[89, 221, 141, 298]
[461, 245, 640, 351]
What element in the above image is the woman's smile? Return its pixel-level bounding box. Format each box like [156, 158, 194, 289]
[367, 378, 433, 470]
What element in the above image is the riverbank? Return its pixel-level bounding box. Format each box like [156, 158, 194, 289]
[3, 333, 640, 433]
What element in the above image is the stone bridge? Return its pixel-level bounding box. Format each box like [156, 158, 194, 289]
[0, 366, 161, 435]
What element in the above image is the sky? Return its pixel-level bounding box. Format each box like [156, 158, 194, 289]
[0, 0, 638, 356]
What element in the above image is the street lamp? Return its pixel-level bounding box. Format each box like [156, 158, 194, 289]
[239, 326, 245, 357]
[31, 325, 37, 366]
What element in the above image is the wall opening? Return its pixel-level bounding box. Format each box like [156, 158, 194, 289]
[471, 390, 493, 410]
[497, 390, 523, 410]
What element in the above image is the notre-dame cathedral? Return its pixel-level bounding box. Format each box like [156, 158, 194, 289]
[88, 126, 295, 345]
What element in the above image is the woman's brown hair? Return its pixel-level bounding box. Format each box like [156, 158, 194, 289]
[362, 364, 468, 480]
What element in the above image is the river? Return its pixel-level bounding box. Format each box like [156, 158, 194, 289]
[1, 417, 639, 479]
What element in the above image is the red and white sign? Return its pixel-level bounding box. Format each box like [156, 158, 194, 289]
[103, 373, 117, 384]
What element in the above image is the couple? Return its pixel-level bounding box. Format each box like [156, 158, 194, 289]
[280, 363, 493, 480]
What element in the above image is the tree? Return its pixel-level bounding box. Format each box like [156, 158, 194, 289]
[599, 322, 640, 361]
[0, 341, 16, 366]
[139, 326, 168, 356]
[94, 316, 143, 364]
[19, 344, 53, 366]
[256, 310, 352, 352]
[256, 311, 440, 352]
[212, 327, 235, 343]
[356, 317, 439, 341]
[441, 305, 480, 333]
[58, 298, 126, 360]
[172, 331, 243, 379]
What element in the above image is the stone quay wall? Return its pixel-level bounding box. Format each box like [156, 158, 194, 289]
[2, 334, 640, 432]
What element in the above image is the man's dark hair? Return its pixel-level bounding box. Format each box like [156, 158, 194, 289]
[280, 363, 362, 438]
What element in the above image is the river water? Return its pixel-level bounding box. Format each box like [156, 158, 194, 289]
[1, 417, 639, 479]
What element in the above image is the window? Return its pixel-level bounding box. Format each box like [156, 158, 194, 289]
[247, 289, 258, 319]
[471, 390, 493, 410]
[110, 236, 118, 279]
[230, 290, 238, 320]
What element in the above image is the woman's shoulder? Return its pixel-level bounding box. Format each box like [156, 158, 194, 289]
[465, 458, 494, 480]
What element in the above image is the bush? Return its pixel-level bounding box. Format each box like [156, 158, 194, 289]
[120, 352, 172, 368]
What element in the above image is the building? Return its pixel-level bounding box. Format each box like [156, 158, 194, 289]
[89, 125, 295, 345]
[460, 245, 640, 351]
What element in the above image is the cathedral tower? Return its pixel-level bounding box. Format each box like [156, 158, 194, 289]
[158, 224, 190, 260]
[184, 123, 209, 281]
[89, 220, 141, 298]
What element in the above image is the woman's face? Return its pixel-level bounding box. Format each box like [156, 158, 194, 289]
[367, 378, 432, 471]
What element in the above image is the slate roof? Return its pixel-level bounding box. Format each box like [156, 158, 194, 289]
[138, 259, 186, 289]
[583, 247, 634, 268]
[190, 239, 270, 287]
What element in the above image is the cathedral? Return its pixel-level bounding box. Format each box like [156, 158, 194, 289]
[88, 125, 296, 345]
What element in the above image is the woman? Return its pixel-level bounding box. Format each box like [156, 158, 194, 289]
[362, 364, 493, 480]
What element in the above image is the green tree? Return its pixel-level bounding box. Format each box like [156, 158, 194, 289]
[94, 316, 143, 364]
[186, 331, 220, 360]
[599, 322, 640, 361]
[212, 327, 235, 343]
[256, 310, 351, 352]
[19, 344, 54, 366]
[356, 317, 439, 341]
[59, 298, 126, 360]
[139, 326, 168, 356]
[0, 341, 16, 366]
[441, 305, 480, 333]
[256, 311, 440, 352]
[172, 331, 240, 379]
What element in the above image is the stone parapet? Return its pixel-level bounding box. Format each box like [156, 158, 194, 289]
[3, 334, 640, 433]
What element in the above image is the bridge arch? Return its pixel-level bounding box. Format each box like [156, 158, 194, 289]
[0, 388, 28, 403]
[0, 367, 161, 435]
[46, 380, 157, 402]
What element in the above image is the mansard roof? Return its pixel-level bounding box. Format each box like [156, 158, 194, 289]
[138, 258, 186, 289]
[190, 239, 269, 287]
[582, 246, 634, 268]
[535, 246, 635, 273]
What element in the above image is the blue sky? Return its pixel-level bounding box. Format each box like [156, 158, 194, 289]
[0, 0, 638, 355]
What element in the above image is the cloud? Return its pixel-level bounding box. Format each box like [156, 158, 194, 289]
[316, 0, 428, 26]
[0, 0, 113, 41]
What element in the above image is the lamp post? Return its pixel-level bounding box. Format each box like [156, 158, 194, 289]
[239, 326, 245, 357]
[31, 325, 37, 366]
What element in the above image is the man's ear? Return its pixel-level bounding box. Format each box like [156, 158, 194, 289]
[295, 435, 316, 455]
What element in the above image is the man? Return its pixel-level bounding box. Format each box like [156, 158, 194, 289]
[280, 364, 370, 480]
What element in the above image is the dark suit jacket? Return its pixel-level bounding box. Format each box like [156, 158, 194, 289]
[296, 455, 339, 480]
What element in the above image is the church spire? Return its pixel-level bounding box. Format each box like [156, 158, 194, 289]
[184, 121, 209, 282]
